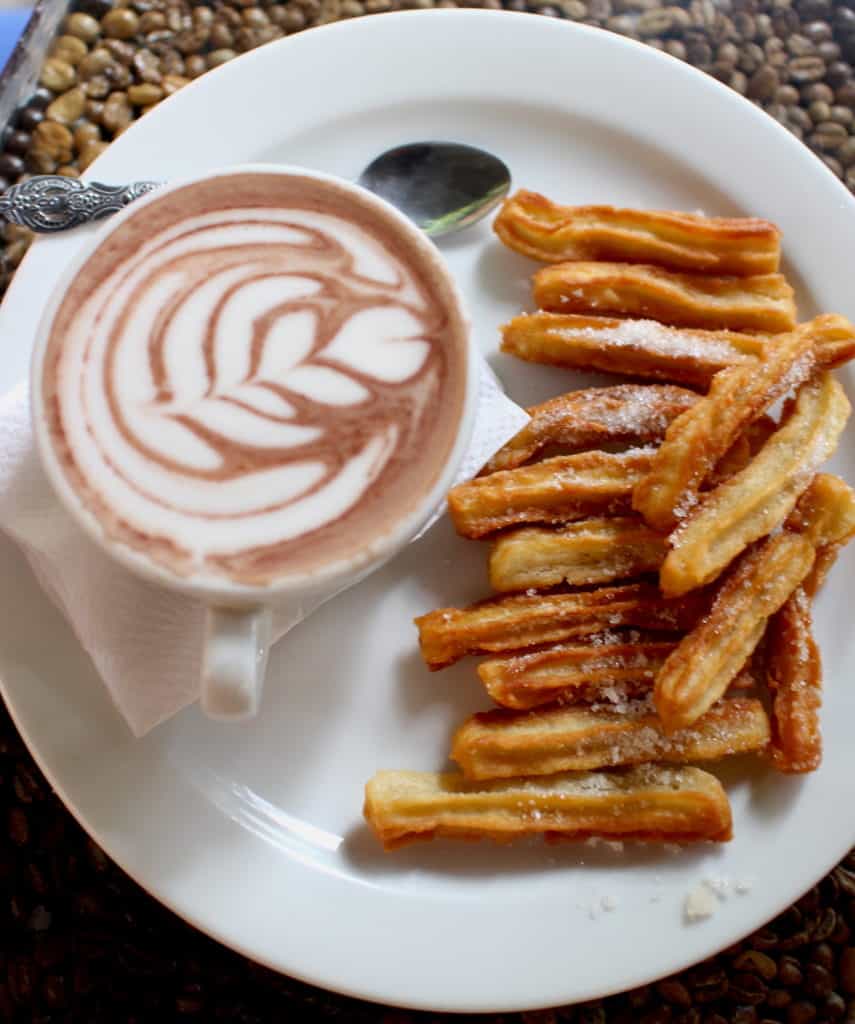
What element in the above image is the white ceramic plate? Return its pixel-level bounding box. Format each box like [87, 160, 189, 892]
[2, 11, 855, 1013]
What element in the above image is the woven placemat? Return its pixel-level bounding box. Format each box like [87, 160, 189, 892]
[2, 1, 855, 1020]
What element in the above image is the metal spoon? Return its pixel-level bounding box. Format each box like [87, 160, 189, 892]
[0, 142, 511, 238]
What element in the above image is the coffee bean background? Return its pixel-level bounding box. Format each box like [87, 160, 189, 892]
[2, 0, 855, 1019]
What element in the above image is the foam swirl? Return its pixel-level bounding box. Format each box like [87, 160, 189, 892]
[44, 175, 466, 584]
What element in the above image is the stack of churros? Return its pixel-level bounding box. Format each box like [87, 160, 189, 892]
[363, 190, 855, 852]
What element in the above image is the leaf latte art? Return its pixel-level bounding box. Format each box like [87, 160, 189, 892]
[42, 175, 468, 585]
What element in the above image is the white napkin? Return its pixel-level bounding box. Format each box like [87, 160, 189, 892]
[0, 357, 528, 736]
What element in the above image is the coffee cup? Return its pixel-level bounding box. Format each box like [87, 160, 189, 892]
[30, 165, 476, 721]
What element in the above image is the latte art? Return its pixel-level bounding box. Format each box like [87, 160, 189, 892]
[43, 174, 468, 584]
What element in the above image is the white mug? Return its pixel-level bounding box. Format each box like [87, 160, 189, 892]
[30, 164, 477, 721]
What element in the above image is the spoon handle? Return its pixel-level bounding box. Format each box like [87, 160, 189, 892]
[0, 175, 161, 233]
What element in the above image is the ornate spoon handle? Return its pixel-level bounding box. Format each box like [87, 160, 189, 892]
[0, 175, 161, 233]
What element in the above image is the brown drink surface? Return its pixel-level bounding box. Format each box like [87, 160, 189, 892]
[42, 173, 469, 585]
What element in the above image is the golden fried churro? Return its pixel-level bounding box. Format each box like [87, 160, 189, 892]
[655, 532, 815, 732]
[449, 449, 655, 538]
[451, 698, 770, 780]
[785, 473, 855, 594]
[766, 587, 822, 774]
[660, 374, 850, 597]
[481, 384, 698, 474]
[493, 191, 782, 275]
[532, 262, 797, 333]
[478, 634, 677, 710]
[634, 328, 815, 531]
[363, 765, 733, 849]
[489, 518, 668, 593]
[500, 313, 855, 387]
[415, 583, 708, 670]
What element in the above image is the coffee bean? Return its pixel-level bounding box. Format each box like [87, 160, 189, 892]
[85, 99, 105, 122]
[731, 1009, 758, 1024]
[46, 88, 86, 125]
[162, 74, 189, 96]
[733, 951, 778, 981]
[748, 65, 779, 99]
[847, 165, 855, 191]
[788, 104, 812, 131]
[0, 153, 24, 180]
[788, 56, 826, 83]
[8, 807, 29, 846]
[2, 130, 30, 157]
[787, 1002, 817, 1024]
[139, 10, 167, 33]
[827, 62, 854, 90]
[73, 122, 100, 150]
[739, 41, 765, 73]
[84, 75, 111, 99]
[78, 47, 113, 79]
[185, 54, 206, 78]
[51, 35, 89, 68]
[29, 121, 73, 165]
[822, 153, 843, 176]
[207, 48, 237, 69]
[776, 84, 800, 103]
[818, 40, 842, 63]
[102, 8, 140, 40]
[788, 34, 815, 57]
[754, 12, 773, 39]
[132, 49, 162, 83]
[836, 81, 855, 109]
[803, 19, 832, 42]
[804, 81, 834, 103]
[809, 98, 831, 121]
[780, 957, 803, 986]
[209, 22, 235, 48]
[824, 992, 847, 1020]
[40, 57, 77, 93]
[127, 82, 163, 106]
[65, 11, 101, 44]
[665, 39, 687, 60]
[656, 981, 690, 1007]
[830, 105, 854, 126]
[103, 38, 136, 65]
[804, 961, 834, 998]
[100, 91, 133, 135]
[78, 140, 108, 171]
[769, 988, 793, 1008]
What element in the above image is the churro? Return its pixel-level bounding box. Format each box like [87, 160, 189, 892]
[415, 583, 708, 670]
[785, 473, 855, 594]
[655, 531, 815, 732]
[489, 518, 668, 593]
[449, 448, 654, 538]
[451, 698, 770, 780]
[481, 384, 697, 474]
[493, 191, 782, 275]
[634, 328, 815, 531]
[766, 587, 822, 774]
[532, 262, 797, 333]
[477, 634, 677, 709]
[363, 765, 733, 849]
[500, 313, 855, 388]
[661, 374, 850, 597]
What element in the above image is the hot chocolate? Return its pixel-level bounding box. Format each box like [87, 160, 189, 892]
[40, 171, 469, 586]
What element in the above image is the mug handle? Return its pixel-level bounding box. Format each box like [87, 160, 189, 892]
[201, 606, 273, 720]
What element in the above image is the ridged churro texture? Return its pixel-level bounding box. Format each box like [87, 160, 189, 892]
[655, 532, 816, 733]
[633, 327, 815, 532]
[500, 313, 855, 387]
[481, 384, 698, 474]
[449, 448, 654, 538]
[363, 766, 733, 849]
[489, 518, 668, 593]
[660, 374, 850, 597]
[451, 698, 770, 779]
[532, 262, 797, 333]
[494, 191, 781, 275]
[414, 583, 707, 670]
